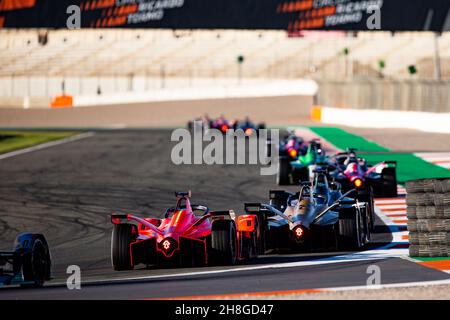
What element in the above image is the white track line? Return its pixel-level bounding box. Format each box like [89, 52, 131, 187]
[324, 278, 450, 291]
[314, 278, 450, 293]
[171, 278, 450, 298]
[0, 132, 95, 160]
[73, 255, 390, 286]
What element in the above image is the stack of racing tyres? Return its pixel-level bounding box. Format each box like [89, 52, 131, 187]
[406, 178, 450, 257]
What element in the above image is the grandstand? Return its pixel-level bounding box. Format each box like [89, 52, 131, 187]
[0, 29, 449, 99]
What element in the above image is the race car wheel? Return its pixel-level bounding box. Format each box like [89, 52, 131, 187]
[209, 220, 237, 266]
[339, 210, 364, 250]
[277, 157, 291, 185]
[111, 224, 135, 271]
[297, 167, 310, 183]
[358, 188, 375, 231]
[381, 167, 398, 197]
[22, 238, 50, 287]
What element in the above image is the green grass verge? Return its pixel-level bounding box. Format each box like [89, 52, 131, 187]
[413, 257, 450, 262]
[0, 131, 77, 155]
[308, 126, 450, 183]
[308, 127, 389, 152]
[362, 153, 450, 182]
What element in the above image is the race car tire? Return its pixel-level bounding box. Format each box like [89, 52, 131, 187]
[338, 211, 365, 250]
[209, 220, 237, 266]
[409, 232, 450, 246]
[111, 224, 135, 271]
[381, 167, 398, 197]
[357, 187, 375, 231]
[407, 219, 450, 233]
[21, 236, 51, 288]
[297, 167, 310, 183]
[409, 244, 450, 257]
[277, 157, 291, 185]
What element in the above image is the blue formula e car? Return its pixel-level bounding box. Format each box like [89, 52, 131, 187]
[0, 233, 51, 288]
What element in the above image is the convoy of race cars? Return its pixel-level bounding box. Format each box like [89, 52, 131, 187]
[0, 125, 399, 286]
[108, 127, 398, 271]
[187, 115, 265, 136]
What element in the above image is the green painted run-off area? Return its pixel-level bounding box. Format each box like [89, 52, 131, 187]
[308, 127, 450, 183]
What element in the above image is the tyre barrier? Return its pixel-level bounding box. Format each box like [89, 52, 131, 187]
[406, 178, 450, 257]
[407, 219, 450, 233]
[407, 206, 450, 219]
[406, 179, 450, 194]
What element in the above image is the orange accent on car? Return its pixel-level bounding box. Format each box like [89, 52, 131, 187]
[236, 215, 256, 232]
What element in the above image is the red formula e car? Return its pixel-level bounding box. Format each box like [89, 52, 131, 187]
[111, 192, 260, 270]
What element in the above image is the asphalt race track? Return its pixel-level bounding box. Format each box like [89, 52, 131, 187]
[0, 129, 449, 299]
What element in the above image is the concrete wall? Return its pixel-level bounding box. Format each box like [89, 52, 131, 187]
[317, 80, 450, 113]
[0, 77, 318, 108]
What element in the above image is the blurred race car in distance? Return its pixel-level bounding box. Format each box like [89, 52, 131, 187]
[111, 191, 259, 270]
[0, 233, 51, 288]
[279, 133, 307, 160]
[277, 139, 327, 185]
[187, 115, 237, 134]
[236, 117, 266, 136]
[209, 115, 238, 134]
[187, 115, 264, 136]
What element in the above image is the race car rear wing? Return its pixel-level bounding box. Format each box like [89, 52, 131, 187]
[366, 160, 397, 175]
[209, 210, 235, 221]
[111, 214, 163, 236]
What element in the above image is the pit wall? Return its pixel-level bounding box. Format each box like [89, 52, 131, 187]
[0, 78, 318, 108]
